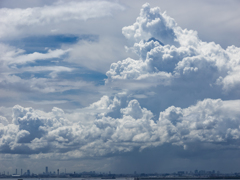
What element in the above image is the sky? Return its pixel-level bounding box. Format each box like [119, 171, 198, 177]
[0, 0, 240, 175]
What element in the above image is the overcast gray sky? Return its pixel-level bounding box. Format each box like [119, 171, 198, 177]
[0, 0, 240, 174]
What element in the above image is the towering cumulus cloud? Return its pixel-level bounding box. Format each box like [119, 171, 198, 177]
[0, 3, 240, 162]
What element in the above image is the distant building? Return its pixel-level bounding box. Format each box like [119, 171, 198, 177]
[178, 171, 184, 176]
[46, 166, 48, 174]
[27, 170, 30, 176]
[199, 170, 205, 175]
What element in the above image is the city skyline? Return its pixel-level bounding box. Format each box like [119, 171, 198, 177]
[0, 165, 239, 176]
[0, 0, 240, 174]
[0, 167, 235, 176]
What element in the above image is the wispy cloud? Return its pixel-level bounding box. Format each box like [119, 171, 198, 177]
[0, 1, 125, 39]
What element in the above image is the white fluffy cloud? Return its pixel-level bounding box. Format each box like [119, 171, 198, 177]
[107, 3, 240, 95]
[103, 4, 240, 132]
[122, 3, 179, 46]
[0, 97, 240, 159]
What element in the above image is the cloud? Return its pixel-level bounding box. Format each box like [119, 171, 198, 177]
[0, 97, 240, 159]
[0, 72, 95, 94]
[0, 43, 70, 65]
[0, 0, 125, 39]
[21, 66, 74, 78]
[106, 3, 240, 104]
[67, 36, 137, 73]
[122, 3, 179, 46]
[0, 43, 97, 95]
[0, 116, 8, 126]
[0, 42, 108, 113]
[111, 4, 224, 78]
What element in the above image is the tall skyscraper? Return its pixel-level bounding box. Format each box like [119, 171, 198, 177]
[46, 166, 48, 174]
[57, 169, 59, 175]
[21, 169, 22, 176]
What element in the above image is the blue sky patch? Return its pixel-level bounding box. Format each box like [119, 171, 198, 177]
[7, 34, 98, 54]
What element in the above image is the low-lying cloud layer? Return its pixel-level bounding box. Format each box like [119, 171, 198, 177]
[0, 2, 240, 170]
[1, 97, 240, 159]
